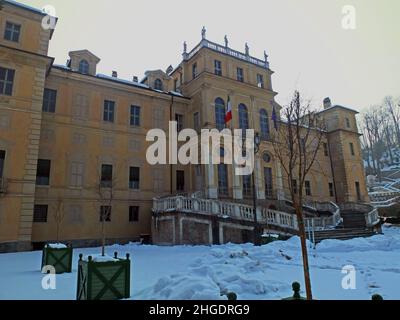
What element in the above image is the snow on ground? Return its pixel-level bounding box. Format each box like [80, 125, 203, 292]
[1, 225, 400, 300]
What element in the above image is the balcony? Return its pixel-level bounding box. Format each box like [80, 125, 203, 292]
[184, 39, 270, 70]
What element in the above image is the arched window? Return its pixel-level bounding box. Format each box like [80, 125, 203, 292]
[215, 98, 225, 131]
[154, 79, 163, 91]
[239, 104, 249, 133]
[78, 59, 89, 74]
[260, 109, 270, 139]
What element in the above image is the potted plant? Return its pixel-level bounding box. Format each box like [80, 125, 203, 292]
[76, 162, 131, 300]
[41, 198, 73, 274]
[76, 252, 131, 300]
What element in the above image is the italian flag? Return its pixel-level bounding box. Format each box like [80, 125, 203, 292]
[225, 96, 232, 124]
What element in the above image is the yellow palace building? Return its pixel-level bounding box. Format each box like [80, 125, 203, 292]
[0, 1, 370, 251]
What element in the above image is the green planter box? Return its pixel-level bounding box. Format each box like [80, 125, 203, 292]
[41, 244, 73, 274]
[76, 252, 131, 300]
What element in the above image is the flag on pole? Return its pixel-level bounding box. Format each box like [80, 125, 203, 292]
[225, 96, 233, 124]
[272, 104, 278, 130]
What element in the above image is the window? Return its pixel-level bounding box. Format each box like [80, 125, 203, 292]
[346, 118, 351, 128]
[70, 161, 84, 187]
[129, 139, 141, 152]
[130, 105, 141, 126]
[153, 168, 164, 192]
[218, 164, 228, 196]
[175, 114, 184, 132]
[68, 205, 83, 224]
[99, 206, 111, 222]
[176, 170, 185, 192]
[78, 60, 89, 74]
[33, 205, 48, 223]
[101, 164, 113, 188]
[237, 68, 244, 82]
[214, 60, 222, 76]
[72, 133, 86, 145]
[193, 112, 200, 132]
[350, 142, 355, 156]
[239, 104, 249, 135]
[36, 159, 51, 186]
[215, 98, 226, 131]
[174, 79, 178, 91]
[305, 180, 312, 196]
[355, 182, 361, 201]
[195, 165, 202, 177]
[0, 67, 15, 96]
[323, 143, 329, 156]
[260, 109, 270, 140]
[192, 63, 198, 79]
[42, 88, 57, 113]
[292, 179, 297, 194]
[329, 183, 334, 197]
[154, 79, 163, 91]
[243, 175, 253, 198]
[129, 167, 140, 190]
[0, 150, 5, 179]
[257, 74, 264, 88]
[4, 22, 21, 42]
[264, 167, 273, 198]
[153, 107, 165, 129]
[263, 152, 271, 163]
[129, 206, 139, 222]
[103, 100, 115, 122]
[73, 94, 89, 120]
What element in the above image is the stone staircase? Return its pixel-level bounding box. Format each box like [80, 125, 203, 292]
[310, 210, 380, 243]
[312, 227, 378, 243]
[341, 211, 367, 228]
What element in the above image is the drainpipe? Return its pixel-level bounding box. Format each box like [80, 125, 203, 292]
[170, 95, 175, 195]
[327, 137, 339, 204]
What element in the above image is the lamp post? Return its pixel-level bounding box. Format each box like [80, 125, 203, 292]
[253, 132, 262, 245]
[250, 132, 262, 246]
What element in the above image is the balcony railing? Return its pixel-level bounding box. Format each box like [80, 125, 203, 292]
[185, 39, 270, 70]
[153, 196, 341, 232]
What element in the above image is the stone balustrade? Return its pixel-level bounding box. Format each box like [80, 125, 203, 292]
[153, 196, 341, 232]
[185, 39, 270, 69]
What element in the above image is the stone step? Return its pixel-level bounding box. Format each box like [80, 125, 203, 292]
[310, 228, 377, 243]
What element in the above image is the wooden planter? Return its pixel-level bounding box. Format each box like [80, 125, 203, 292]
[76, 252, 131, 300]
[41, 245, 73, 274]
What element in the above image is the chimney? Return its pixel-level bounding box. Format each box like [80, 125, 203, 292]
[323, 97, 332, 109]
[112, 71, 118, 78]
[132, 76, 138, 83]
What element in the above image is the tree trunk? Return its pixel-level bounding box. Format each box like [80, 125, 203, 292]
[56, 223, 60, 243]
[294, 201, 313, 300]
[101, 220, 105, 256]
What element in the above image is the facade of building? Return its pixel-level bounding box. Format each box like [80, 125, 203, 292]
[0, 1, 369, 252]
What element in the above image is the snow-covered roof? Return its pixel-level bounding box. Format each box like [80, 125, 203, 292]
[319, 104, 359, 114]
[5, 0, 46, 16]
[51, 65, 190, 99]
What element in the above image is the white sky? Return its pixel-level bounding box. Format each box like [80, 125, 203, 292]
[21, 0, 400, 111]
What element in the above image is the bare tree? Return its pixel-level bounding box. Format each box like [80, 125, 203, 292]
[53, 197, 65, 243]
[384, 96, 400, 146]
[94, 160, 119, 256]
[271, 91, 326, 300]
[363, 108, 385, 180]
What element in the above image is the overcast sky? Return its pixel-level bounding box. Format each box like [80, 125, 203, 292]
[21, 0, 400, 111]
